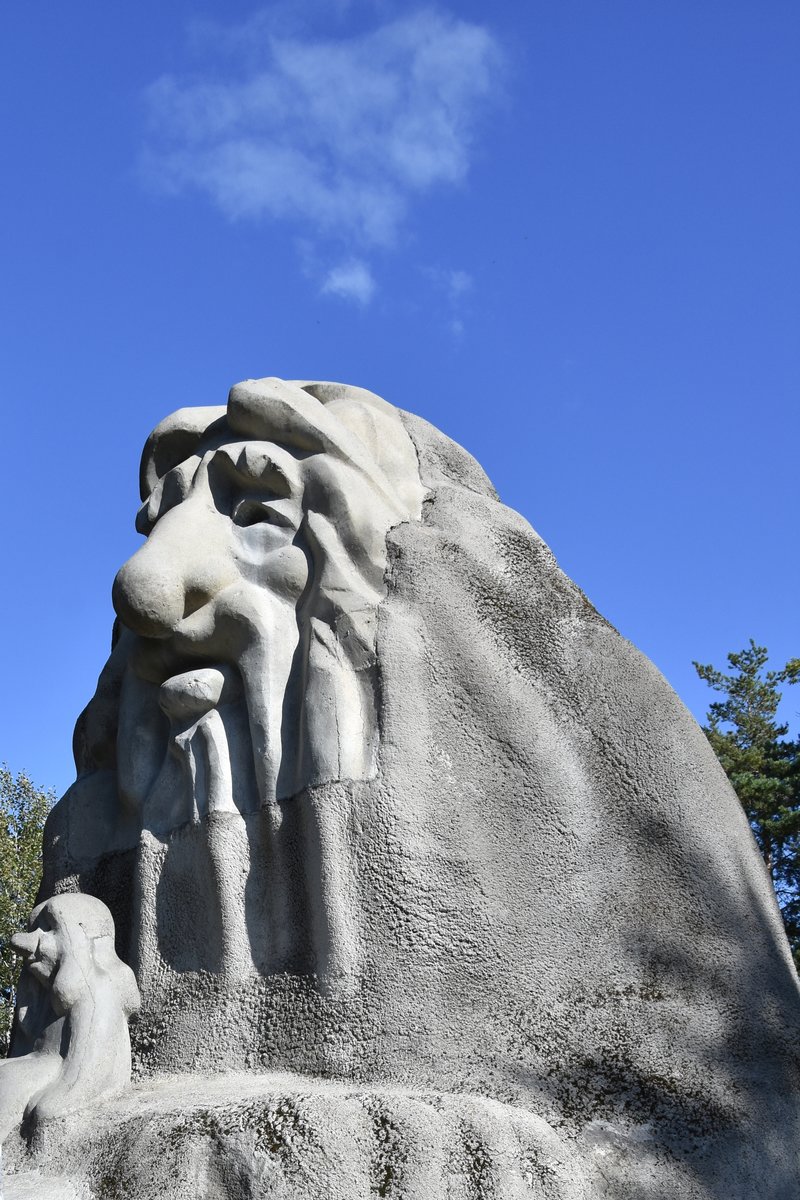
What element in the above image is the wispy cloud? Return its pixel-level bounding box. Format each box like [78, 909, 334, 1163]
[142, 6, 503, 302]
[320, 258, 376, 305]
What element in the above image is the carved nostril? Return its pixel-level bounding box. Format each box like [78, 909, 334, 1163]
[183, 587, 213, 621]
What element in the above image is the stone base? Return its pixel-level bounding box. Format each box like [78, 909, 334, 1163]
[3, 1072, 589, 1199]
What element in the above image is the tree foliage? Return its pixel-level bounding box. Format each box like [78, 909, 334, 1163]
[0, 765, 53, 1054]
[694, 641, 800, 967]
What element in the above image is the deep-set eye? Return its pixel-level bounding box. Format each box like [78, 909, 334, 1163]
[232, 498, 294, 528]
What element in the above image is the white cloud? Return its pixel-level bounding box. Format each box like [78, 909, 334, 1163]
[143, 7, 503, 262]
[320, 259, 376, 304]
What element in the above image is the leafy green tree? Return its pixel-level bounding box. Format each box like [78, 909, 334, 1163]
[694, 641, 800, 967]
[0, 765, 53, 1054]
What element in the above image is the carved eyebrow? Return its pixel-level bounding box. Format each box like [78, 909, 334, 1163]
[210, 443, 301, 496]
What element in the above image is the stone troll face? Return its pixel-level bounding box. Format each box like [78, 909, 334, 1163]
[61, 377, 424, 978]
[112, 376, 423, 818]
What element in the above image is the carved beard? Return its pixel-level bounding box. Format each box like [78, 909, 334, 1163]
[112, 527, 383, 983]
[64, 381, 425, 985]
[115, 548, 382, 835]
[141, 665, 256, 824]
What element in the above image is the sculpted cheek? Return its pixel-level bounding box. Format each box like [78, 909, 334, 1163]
[235, 542, 310, 602]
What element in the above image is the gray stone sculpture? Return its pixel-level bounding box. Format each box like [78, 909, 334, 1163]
[0, 894, 139, 1140]
[4, 377, 800, 1198]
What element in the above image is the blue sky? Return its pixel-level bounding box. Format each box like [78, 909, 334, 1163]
[2, 1, 798, 797]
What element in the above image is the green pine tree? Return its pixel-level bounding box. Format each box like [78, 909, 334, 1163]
[694, 641, 800, 968]
[0, 765, 53, 1054]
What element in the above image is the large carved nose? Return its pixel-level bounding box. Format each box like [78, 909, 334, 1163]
[112, 506, 235, 639]
[113, 544, 187, 639]
[11, 930, 39, 958]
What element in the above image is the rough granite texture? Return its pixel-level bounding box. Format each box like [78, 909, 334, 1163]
[8, 380, 800, 1197]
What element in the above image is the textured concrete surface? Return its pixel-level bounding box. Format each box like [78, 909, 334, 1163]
[4, 1072, 589, 1199]
[17, 378, 800, 1196]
